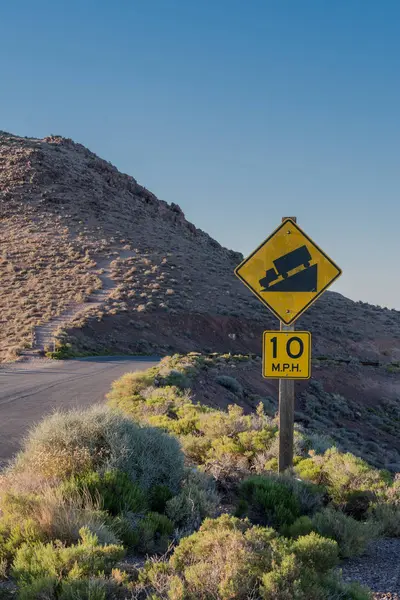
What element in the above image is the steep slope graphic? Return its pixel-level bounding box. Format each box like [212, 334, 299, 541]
[259, 245, 318, 292]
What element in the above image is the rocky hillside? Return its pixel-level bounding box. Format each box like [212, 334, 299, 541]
[1, 132, 399, 392]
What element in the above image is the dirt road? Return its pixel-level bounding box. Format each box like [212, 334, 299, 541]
[0, 356, 159, 465]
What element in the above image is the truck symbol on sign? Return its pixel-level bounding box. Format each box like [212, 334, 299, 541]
[259, 245, 318, 293]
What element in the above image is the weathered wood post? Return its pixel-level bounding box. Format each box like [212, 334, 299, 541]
[278, 216, 296, 473]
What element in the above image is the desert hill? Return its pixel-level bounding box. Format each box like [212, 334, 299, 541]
[1, 131, 399, 428]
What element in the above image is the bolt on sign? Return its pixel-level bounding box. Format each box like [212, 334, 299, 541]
[234, 219, 342, 324]
[263, 331, 311, 379]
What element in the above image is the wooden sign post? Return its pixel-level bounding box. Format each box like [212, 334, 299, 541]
[278, 321, 295, 472]
[278, 217, 296, 473]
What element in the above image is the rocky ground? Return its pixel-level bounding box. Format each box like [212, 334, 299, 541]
[340, 538, 400, 598]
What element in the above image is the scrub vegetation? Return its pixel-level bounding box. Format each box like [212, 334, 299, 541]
[2, 353, 399, 597]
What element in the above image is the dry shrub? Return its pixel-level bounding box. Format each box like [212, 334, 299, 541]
[0, 479, 118, 549]
[12, 405, 184, 493]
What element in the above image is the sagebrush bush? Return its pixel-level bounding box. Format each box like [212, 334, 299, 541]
[161, 369, 190, 390]
[13, 405, 184, 492]
[106, 370, 156, 409]
[295, 448, 390, 505]
[166, 514, 277, 599]
[165, 468, 219, 536]
[303, 432, 335, 455]
[292, 531, 338, 572]
[312, 507, 378, 558]
[285, 515, 314, 539]
[385, 475, 400, 505]
[0, 559, 7, 581]
[369, 502, 400, 537]
[137, 515, 369, 600]
[215, 375, 243, 395]
[12, 526, 125, 587]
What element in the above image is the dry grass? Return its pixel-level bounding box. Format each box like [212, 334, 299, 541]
[0, 220, 105, 362]
[0, 467, 119, 548]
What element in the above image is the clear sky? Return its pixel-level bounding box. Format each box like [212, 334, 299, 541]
[1, 1, 399, 309]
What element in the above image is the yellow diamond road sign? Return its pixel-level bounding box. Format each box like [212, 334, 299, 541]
[235, 219, 342, 324]
[263, 331, 311, 379]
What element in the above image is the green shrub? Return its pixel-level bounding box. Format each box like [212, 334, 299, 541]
[137, 512, 174, 555]
[312, 507, 378, 558]
[235, 475, 301, 529]
[148, 485, 173, 514]
[368, 502, 400, 537]
[261, 551, 328, 600]
[161, 370, 190, 389]
[138, 514, 366, 600]
[165, 468, 219, 535]
[261, 565, 372, 600]
[0, 516, 43, 562]
[295, 448, 390, 505]
[167, 514, 277, 599]
[260, 533, 370, 600]
[59, 578, 109, 600]
[267, 474, 324, 516]
[61, 470, 147, 516]
[107, 515, 139, 551]
[106, 370, 156, 410]
[292, 532, 338, 572]
[18, 575, 126, 600]
[108, 362, 281, 485]
[17, 576, 57, 599]
[13, 405, 184, 493]
[215, 375, 243, 395]
[12, 527, 125, 587]
[284, 515, 314, 539]
[201, 409, 279, 483]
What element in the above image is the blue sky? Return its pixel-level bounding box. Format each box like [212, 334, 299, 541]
[1, 1, 399, 309]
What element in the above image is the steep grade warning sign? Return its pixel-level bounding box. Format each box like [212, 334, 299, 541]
[234, 219, 342, 324]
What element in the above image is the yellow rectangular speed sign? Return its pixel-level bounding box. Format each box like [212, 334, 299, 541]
[263, 331, 311, 379]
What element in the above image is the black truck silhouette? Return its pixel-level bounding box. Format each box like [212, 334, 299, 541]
[260, 245, 312, 288]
